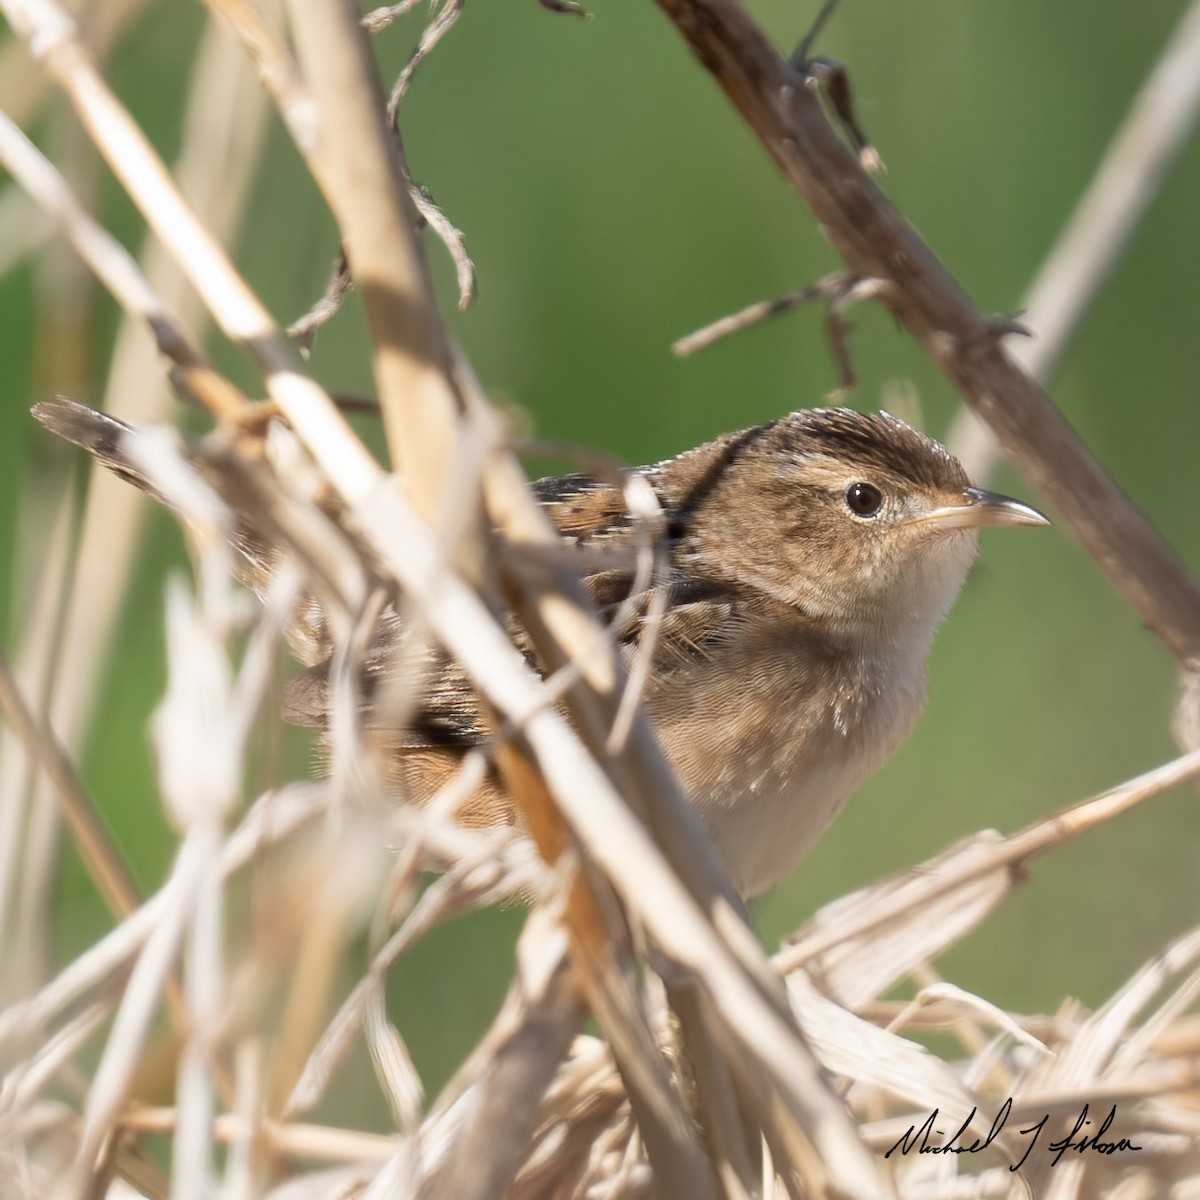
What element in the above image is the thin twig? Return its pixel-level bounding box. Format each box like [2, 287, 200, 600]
[361, 0, 424, 35]
[386, 0, 466, 116]
[381, 0, 477, 309]
[792, 0, 839, 66]
[672, 273, 889, 394]
[403, 156, 477, 310]
[673, 278, 841, 357]
[654, 0, 1200, 671]
[287, 248, 351, 354]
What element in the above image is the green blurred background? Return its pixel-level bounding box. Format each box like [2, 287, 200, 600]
[2, 0, 1199, 1104]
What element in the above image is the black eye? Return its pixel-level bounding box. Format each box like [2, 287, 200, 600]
[845, 481, 883, 517]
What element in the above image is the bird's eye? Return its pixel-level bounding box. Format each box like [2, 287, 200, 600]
[845, 481, 883, 517]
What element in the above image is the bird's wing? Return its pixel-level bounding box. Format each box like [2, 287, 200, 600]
[33, 400, 747, 749]
[284, 474, 748, 745]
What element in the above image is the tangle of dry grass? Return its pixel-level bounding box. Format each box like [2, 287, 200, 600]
[1, 2, 1198, 1199]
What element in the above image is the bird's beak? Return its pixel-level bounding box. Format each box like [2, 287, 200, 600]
[917, 486, 1050, 531]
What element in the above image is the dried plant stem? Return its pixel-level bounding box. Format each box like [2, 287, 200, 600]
[0, 488, 76, 998]
[0, 784, 324, 1051]
[0, 0, 149, 127]
[486, 736, 719, 1200]
[120, 1106, 397, 1163]
[6, 70, 105, 997]
[776, 744, 1200, 975]
[0, 0, 380, 501]
[2, 6, 869, 1187]
[433, 912, 584, 1200]
[285, 0, 463, 519]
[0, 14, 272, 1011]
[673, 280, 835, 357]
[0, 652, 140, 923]
[654, 0, 1200, 671]
[385, 0, 464, 113]
[0, 107, 198, 367]
[202, 0, 315, 150]
[0, 102, 252, 425]
[949, 0, 1200, 482]
[45, 8, 271, 746]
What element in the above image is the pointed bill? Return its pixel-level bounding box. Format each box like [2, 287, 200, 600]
[918, 486, 1050, 531]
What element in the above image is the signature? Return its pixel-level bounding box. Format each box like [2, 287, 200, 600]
[884, 1099, 1142, 1171]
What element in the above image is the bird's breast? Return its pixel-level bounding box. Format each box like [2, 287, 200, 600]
[648, 633, 927, 898]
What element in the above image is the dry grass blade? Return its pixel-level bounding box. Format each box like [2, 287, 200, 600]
[0, 107, 199, 369]
[787, 972, 988, 1124]
[0, 784, 324, 1052]
[777, 745, 1200, 977]
[0, 651, 141, 926]
[284, 834, 530, 1121]
[2, 0, 380, 500]
[780, 831, 1012, 1010]
[422, 909, 583, 1200]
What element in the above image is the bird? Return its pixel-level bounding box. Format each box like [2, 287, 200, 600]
[34, 400, 1048, 899]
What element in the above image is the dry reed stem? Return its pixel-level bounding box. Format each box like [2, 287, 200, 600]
[201, 0, 315, 153]
[118, 1106, 397, 1164]
[0, 0, 149, 127]
[0, 0, 380, 502]
[284, 0, 464, 521]
[0, 489, 78, 998]
[3, 8, 763, 1184]
[0, 108, 201, 364]
[428, 909, 583, 1200]
[0, 18, 269, 999]
[0, 783, 324, 1050]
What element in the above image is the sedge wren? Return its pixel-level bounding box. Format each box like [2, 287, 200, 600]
[35, 402, 1047, 899]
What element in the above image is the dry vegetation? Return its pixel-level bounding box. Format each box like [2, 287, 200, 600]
[2, 1, 1200, 1197]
